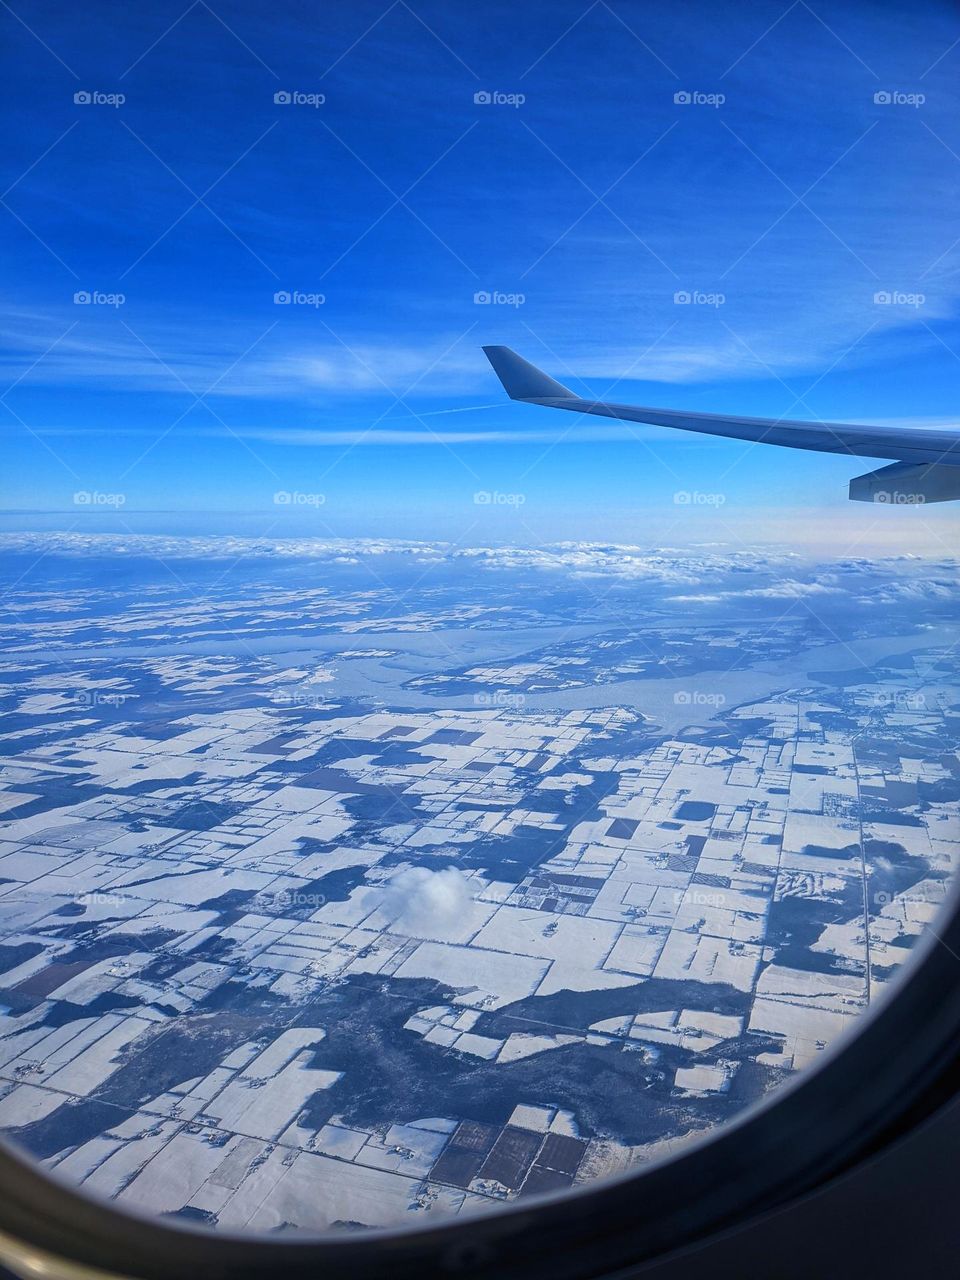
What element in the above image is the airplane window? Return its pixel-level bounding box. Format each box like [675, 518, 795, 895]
[2, 1, 959, 1276]
[1, 536, 957, 1243]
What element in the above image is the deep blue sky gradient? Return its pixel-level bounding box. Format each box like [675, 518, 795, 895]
[3, 0, 960, 547]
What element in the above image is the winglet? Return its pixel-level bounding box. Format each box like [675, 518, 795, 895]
[482, 345, 576, 402]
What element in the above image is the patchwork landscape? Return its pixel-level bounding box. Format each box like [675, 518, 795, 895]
[0, 535, 957, 1231]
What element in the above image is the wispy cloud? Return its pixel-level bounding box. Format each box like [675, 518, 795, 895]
[3, 303, 960, 402]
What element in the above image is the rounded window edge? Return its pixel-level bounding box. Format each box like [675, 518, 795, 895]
[0, 874, 959, 1280]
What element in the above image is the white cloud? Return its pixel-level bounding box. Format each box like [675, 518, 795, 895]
[671, 579, 851, 604]
[7, 297, 960, 409]
[224, 424, 663, 447]
[383, 866, 474, 937]
[1, 535, 955, 598]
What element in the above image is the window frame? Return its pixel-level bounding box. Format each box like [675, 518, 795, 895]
[0, 880, 958, 1280]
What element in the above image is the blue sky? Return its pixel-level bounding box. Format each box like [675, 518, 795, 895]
[3, 0, 960, 550]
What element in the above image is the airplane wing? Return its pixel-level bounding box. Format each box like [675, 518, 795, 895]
[482, 345, 960, 503]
